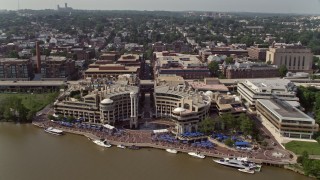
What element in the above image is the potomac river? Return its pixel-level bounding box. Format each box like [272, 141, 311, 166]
[0, 123, 311, 180]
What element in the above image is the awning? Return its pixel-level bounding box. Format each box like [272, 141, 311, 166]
[153, 129, 169, 134]
[103, 124, 115, 130]
[235, 141, 250, 146]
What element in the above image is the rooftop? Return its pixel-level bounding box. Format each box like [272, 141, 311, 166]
[258, 99, 314, 122]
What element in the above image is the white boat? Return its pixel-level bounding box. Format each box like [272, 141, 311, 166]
[188, 152, 205, 159]
[238, 168, 255, 174]
[93, 139, 112, 148]
[44, 127, 64, 135]
[213, 157, 258, 169]
[166, 149, 178, 154]
[117, 144, 126, 149]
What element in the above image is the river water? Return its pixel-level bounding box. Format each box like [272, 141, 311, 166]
[0, 123, 311, 180]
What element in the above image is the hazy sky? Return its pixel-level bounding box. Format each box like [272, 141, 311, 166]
[0, 0, 320, 14]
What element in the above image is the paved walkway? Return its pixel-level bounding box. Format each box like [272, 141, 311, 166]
[33, 119, 296, 165]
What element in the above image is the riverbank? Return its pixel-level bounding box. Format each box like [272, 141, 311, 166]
[33, 120, 294, 167]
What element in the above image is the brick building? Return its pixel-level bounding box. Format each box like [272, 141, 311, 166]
[247, 44, 268, 61]
[40, 56, 76, 80]
[0, 58, 34, 80]
[154, 52, 210, 80]
[222, 61, 279, 79]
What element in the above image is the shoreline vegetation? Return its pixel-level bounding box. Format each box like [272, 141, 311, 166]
[0, 93, 58, 123]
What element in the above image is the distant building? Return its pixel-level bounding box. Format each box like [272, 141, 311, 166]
[117, 54, 141, 66]
[266, 42, 313, 73]
[57, 3, 73, 11]
[256, 98, 318, 142]
[154, 52, 210, 80]
[199, 48, 248, 62]
[0, 58, 34, 80]
[222, 61, 279, 79]
[187, 78, 229, 93]
[247, 44, 268, 61]
[31, 56, 76, 80]
[84, 64, 139, 79]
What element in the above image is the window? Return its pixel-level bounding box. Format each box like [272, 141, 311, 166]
[289, 56, 291, 66]
[285, 56, 287, 65]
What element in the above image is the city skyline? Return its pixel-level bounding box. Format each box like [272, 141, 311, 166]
[0, 0, 319, 14]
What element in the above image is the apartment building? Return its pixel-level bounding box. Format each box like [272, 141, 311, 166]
[54, 80, 139, 128]
[40, 56, 76, 80]
[0, 58, 34, 80]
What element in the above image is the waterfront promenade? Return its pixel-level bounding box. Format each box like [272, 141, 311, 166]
[33, 120, 296, 166]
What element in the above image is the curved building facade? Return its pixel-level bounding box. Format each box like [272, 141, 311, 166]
[54, 83, 139, 128]
[154, 85, 211, 135]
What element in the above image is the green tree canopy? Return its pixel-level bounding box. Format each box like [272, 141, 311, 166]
[208, 61, 220, 77]
[279, 65, 288, 78]
[198, 117, 215, 135]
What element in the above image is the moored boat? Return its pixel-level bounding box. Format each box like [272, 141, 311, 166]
[238, 168, 255, 174]
[93, 139, 112, 148]
[213, 157, 259, 169]
[166, 149, 178, 154]
[128, 145, 140, 150]
[188, 152, 205, 159]
[44, 127, 64, 135]
[117, 144, 126, 149]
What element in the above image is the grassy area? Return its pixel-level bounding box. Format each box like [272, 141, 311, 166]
[284, 141, 320, 155]
[0, 93, 58, 112]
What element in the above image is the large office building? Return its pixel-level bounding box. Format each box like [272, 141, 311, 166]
[54, 77, 139, 128]
[0, 58, 34, 80]
[266, 42, 313, 73]
[256, 98, 318, 142]
[154, 52, 210, 79]
[154, 85, 211, 135]
[237, 79, 298, 110]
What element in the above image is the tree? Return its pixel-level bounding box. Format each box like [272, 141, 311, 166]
[208, 61, 220, 77]
[47, 114, 55, 121]
[225, 57, 233, 64]
[220, 113, 235, 130]
[198, 117, 215, 135]
[26, 110, 36, 122]
[279, 65, 288, 78]
[224, 138, 234, 147]
[240, 115, 254, 136]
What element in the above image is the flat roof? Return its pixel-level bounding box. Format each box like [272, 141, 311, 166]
[257, 99, 314, 122]
[0, 81, 65, 86]
[188, 81, 229, 92]
[85, 67, 139, 73]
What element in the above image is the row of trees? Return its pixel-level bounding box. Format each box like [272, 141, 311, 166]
[0, 97, 35, 123]
[198, 113, 255, 137]
[297, 151, 320, 179]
